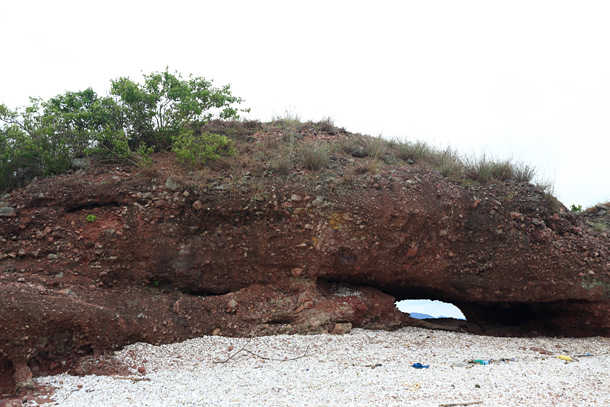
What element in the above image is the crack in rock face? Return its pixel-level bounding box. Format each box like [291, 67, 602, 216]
[1, 148, 610, 395]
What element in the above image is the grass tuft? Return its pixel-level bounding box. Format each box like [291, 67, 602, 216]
[270, 154, 293, 176]
[299, 141, 330, 171]
[316, 116, 336, 133]
[272, 110, 302, 130]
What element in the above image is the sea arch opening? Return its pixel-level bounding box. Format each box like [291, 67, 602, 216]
[395, 299, 466, 320]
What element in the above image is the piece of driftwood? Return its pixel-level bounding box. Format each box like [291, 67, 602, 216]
[111, 375, 151, 382]
[213, 338, 310, 363]
[439, 401, 483, 407]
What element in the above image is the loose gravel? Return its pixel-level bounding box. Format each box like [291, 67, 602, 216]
[34, 327, 610, 406]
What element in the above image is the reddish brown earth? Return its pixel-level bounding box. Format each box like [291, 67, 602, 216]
[1, 128, 610, 397]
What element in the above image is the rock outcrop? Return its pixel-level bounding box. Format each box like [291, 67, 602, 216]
[1, 143, 610, 394]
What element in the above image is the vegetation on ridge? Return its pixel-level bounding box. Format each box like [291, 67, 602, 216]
[0, 68, 246, 192]
[2, 70, 552, 202]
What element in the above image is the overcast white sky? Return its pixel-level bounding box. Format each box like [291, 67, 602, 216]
[396, 300, 466, 319]
[2, 1, 609, 208]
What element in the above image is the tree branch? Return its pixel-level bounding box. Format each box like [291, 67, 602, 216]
[213, 338, 310, 363]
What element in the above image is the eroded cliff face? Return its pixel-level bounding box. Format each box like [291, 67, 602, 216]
[1, 144, 610, 393]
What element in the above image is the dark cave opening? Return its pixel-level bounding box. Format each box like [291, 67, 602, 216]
[458, 302, 538, 327]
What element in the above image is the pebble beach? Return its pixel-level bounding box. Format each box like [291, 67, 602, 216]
[32, 327, 610, 406]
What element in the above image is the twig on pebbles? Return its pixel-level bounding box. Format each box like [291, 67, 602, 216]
[213, 338, 310, 363]
[363, 363, 383, 369]
[439, 401, 483, 407]
[111, 375, 151, 382]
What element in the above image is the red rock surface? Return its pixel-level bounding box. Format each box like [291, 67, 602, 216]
[1, 136, 610, 395]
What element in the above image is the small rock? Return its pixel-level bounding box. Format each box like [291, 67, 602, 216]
[59, 288, 78, 298]
[0, 207, 17, 217]
[192, 200, 203, 210]
[226, 299, 238, 313]
[383, 154, 398, 164]
[291, 194, 302, 202]
[510, 211, 522, 220]
[351, 146, 366, 158]
[165, 177, 181, 191]
[291, 268, 303, 277]
[311, 196, 324, 207]
[407, 245, 418, 257]
[330, 322, 352, 335]
[534, 228, 553, 243]
[138, 366, 146, 374]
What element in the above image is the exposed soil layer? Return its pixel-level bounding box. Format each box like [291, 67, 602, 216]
[1, 127, 610, 396]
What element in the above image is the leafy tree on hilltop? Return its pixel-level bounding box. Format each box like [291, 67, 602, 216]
[0, 90, 119, 190]
[0, 68, 247, 193]
[110, 67, 247, 149]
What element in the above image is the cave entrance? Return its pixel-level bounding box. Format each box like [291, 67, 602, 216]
[396, 299, 466, 320]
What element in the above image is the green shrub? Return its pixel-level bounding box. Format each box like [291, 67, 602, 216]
[588, 221, 607, 232]
[110, 67, 247, 149]
[86, 214, 97, 223]
[0, 69, 247, 194]
[135, 143, 155, 167]
[172, 130, 236, 167]
[570, 204, 582, 212]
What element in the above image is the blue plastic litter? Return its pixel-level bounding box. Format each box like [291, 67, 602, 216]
[412, 363, 430, 368]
